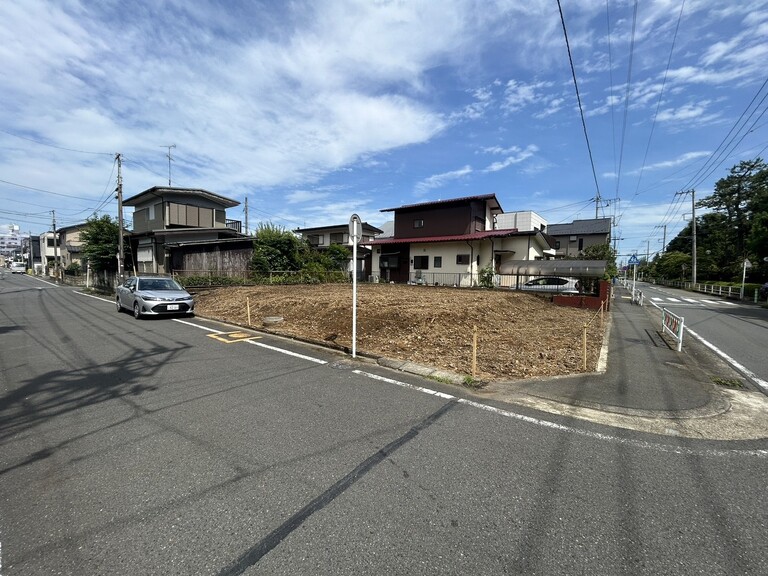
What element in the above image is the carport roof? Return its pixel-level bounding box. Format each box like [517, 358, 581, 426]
[498, 259, 607, 277]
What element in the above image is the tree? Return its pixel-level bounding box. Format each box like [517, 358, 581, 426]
[80, 215, 122, 273]
[577, 243, 617, 279]
[249, 223, 304, 274]
[323, 243, 352, 271]
[663, 159, 768, 282]
[652, 251, 691, 281]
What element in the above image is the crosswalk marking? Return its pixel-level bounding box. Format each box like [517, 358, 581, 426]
[646, 295, 743, 308]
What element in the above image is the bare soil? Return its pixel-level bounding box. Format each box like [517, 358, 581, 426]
[194, 283, 606, 382]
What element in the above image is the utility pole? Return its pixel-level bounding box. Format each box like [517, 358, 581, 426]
[161, 144, 176, 186]
[244, 196, 249, 235]
[691, 189, 697, 285]
[52, 210, 59, 280]
[676, 189, 697, 285]
[116, 153, 125, 281]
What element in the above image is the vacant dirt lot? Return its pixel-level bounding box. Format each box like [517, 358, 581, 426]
[194, 283, 606, 382]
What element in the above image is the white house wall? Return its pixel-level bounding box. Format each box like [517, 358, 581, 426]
[495, 211, 547, 232]
[371, 236, 548, 286]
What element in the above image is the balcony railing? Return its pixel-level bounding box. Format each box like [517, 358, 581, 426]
[226, 219, 242, 233]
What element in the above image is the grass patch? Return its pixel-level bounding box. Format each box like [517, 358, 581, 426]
[711, 376, 745, 389]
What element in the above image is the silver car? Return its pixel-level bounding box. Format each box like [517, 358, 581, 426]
[520, 276, 581, 294]
[116, 275, 195, 319]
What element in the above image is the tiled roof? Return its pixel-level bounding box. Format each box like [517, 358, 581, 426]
[380, 194, 502, 213]
[367, 229, 526, 245]
[124, 186, 240, 208]
[547, 218, 612, 236]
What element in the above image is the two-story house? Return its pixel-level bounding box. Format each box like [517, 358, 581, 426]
[57, 223, 87, 271]
[547, 218, 612, 258]
[294, 222, 384, 280]
[124, 186, 248, 274]
[367, 194, 556, 286]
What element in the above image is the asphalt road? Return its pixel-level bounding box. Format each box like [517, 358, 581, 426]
[637, 282, 768, 392]
[1, 271, 767, 575]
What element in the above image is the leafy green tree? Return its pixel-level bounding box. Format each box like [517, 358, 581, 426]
[577, 243, 618, 279]
[653, 251, 691, 280]
[249, 223, 304, 274]
[663, 159, 768, 282]
[323, 243, 352, 271]
[80, 215, 123, 273]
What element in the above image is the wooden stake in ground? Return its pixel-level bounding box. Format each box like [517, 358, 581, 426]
[472, 325, 478, 377]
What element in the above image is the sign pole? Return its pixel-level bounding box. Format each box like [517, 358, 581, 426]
[349, 214, 361, 358]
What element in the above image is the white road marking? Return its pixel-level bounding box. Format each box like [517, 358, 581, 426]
[684, 326, 768, 394]
[352, 370, 767, 457]
[81, 290, 767, 455]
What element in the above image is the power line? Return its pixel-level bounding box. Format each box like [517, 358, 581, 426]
[614, 0, 639, 200]
[556, 0, 603, 217]
[0, 128, 112, 156]
[0, 179, 95, 201]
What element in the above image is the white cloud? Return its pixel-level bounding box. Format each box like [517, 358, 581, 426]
[481, 144, 538, 173]
[630, 151, 712, 173]
[502, 80, 554, 113]
[414, 165, 473, 194]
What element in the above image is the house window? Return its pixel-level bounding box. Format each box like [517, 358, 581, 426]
[434, 256, 442, 268]
[414, 219, 424, 228]
[555, 241, 561, 250]
[330, 232, 348, 244]
[413, 255, 429, 270]
[456, 254, 470, 265]
[307, 234, 324, 246]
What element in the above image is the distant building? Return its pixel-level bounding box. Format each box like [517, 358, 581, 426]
[547, 218, 612, 258]
[124, 186, 247, 274]
[294, 222, 384, 280]
[0, 224, 25, 257]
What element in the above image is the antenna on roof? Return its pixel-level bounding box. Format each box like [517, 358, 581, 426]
[161, 144, 176, 186]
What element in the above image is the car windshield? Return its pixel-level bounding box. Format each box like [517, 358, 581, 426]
[138, 278, 183, 291]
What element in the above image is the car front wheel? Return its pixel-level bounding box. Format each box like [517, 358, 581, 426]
[133, 302, 142, 319]
[116, 298, 122, 313]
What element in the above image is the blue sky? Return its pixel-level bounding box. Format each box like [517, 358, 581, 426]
[1, 0, 767, 262]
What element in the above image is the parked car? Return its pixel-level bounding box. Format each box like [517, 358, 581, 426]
[116, 275, 195, 319]
[520, 276, 580, 294]
[10, 262, 27, 274]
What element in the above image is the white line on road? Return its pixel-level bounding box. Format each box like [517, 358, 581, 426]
[685, 326, 768, 393]
[79, 291, 767, 456]
[352, 371, 767, 458]
[647, 299, 768, 393]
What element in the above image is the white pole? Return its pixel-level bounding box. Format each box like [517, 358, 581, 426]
[632, 263, 637, 303]
[352, 219, 358, 358]
[740, 259, 747, 300]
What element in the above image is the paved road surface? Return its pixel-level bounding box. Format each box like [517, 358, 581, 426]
[1, 272, 767, 575]
[638, 282, 768, 391]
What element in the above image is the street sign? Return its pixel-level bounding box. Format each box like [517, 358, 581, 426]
[348, 213, 361, 243]
[628, 254, 640, 265]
